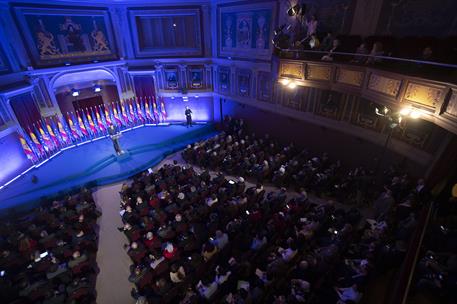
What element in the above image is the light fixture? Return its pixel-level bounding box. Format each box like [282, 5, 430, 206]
[71, 89, 79, 97]
[195, 95, 199, 98]
[280, 78, 290, 86]
[287, 82, 297, 89]
[400, 107, 411, 116]
[171, 96, 175, 100]
[410, 110, 421, 119]
[173, 23, 177, 27]
[94, 85, 101, 93]
[64, 62, 71, 66]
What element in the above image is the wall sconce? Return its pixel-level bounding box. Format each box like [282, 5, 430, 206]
[287, 82, 297, 89]
[71, 89, 79, 97]
[279, 78, 297, 89]
[279, 78, 290, 86]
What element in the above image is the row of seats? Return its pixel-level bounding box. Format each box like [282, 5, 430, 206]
[119, 117, 429, 303]
[0, 189, 101, 304]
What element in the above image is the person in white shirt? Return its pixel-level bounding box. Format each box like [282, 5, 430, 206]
[169, 264, 186, 283]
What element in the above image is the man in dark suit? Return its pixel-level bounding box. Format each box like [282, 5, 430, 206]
[185, 107, 193, 128]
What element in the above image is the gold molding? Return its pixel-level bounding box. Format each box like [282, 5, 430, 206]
[367, 73, 401, 97]
[403, 82, 444, 109]
[306, 64, 332, 81]
[445, 88, 457, 117]
[280, 62, 304, 79]
[336, 68, 364, 87]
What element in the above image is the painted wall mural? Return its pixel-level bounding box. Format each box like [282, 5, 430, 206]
[218, 1, 276, 60]
[189, 67, 204, 89]
[164, 68, 179, 89]
[218, 66, 231, 94]
[13, 6, 117, 67]
[257, 71, 273, 102]
[237, 69, 251, 97]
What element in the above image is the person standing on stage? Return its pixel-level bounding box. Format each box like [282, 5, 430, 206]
[185, 106, 193, 128]
[108, 124, 122, 155]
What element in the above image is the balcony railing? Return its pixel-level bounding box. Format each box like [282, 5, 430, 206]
[278, 49, 457, 84]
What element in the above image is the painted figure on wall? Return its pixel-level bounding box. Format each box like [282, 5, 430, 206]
[256, 15, 266, 49]
[237, 18, 251, 48]
[258, 72, 272, 101]
[191, 70, 203, 88]
[60, 17, 86, 52]
[224, 17, 234, 48]
[166, 71, 179, 89]
[91, 19, 109, 51]
[219, 68, 230, 92]
[219, 5, 273, 60]
[238, 72, 251, 97]
[19, 8, 116, 66]
[36, 19, 60, 56]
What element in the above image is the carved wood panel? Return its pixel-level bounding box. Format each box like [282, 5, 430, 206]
[403, 82, 445, 110]
[306, 64, 332, 81]
[367, 73, 401, 97]
[280, 62, 304, 79]
[336, 68, 364, 87]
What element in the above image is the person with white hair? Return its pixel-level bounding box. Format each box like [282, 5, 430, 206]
[185, 106, 193, 127]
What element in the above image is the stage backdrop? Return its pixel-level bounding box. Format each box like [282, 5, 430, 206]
[218, 1, 276, 61]
[13, 6, 117, 67]
[162, 96, 213, 122]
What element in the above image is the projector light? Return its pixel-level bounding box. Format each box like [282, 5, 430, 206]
[71, 89, 79, 97]
[94, 86, 101, 93]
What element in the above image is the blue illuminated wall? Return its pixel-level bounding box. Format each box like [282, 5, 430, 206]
[0, 132, 31, 186]
[162, 96, 213, 122]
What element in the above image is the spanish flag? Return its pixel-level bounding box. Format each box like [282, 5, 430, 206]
[77, 112, 89, 136]
[104, 105, 112, 126]
[19, 133, 36, 161]
[28, 128, 44, 155]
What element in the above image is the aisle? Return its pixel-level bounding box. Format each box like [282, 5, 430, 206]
[93, 182, 136, 304]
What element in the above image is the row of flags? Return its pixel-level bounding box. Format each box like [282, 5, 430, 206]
[18, 96, 168, 163]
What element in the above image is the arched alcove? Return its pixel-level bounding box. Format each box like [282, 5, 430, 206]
[51, 69, 121, 115]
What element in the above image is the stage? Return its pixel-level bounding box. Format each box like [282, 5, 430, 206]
[0, 124, 216, 211]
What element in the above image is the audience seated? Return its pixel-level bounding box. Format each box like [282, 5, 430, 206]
[0, 189, 101, 304]
[117, 116, 428, 303]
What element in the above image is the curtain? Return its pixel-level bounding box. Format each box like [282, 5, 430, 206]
[133, 76, 156, 98]
[72, 96, 104, 112]
[10, 93, 41, 129]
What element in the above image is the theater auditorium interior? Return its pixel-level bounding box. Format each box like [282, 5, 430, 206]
[0, 0, 457, 303]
